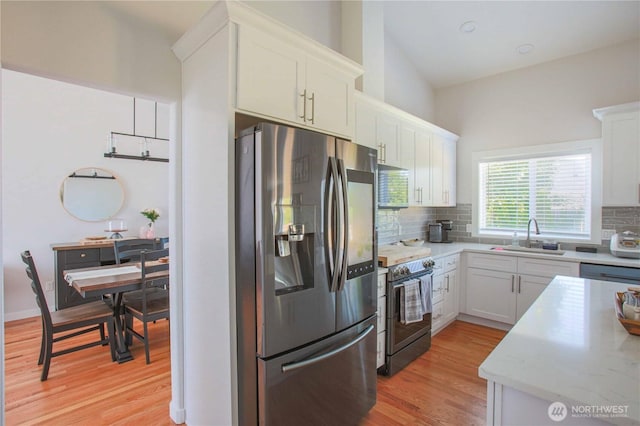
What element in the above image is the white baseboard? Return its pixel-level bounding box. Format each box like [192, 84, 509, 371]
[4, 308, 40, 322]
[456, 313, 512, 332]
[170, 400, 186, 424]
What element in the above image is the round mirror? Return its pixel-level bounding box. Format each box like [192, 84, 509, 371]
[60, 167, 124, 222]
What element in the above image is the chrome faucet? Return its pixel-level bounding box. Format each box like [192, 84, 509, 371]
[526, 218, 540, 248]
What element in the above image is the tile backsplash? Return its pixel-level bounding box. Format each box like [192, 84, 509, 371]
[377, 203, 640, 253]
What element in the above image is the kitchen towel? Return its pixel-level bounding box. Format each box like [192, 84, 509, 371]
[400, 279, 424, 324]
[419, 275, 433, 314]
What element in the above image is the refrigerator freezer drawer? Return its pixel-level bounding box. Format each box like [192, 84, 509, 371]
[258, 316, 377, 425]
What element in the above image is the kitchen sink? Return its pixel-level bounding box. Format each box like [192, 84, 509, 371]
[491, 245, 566, 255]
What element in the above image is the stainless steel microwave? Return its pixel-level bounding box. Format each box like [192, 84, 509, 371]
[378, 164, 409, 209]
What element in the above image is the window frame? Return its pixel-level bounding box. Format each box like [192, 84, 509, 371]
[471, 139, 602, 244]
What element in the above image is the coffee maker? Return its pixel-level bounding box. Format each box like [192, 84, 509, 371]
[428, 220, 453, 243]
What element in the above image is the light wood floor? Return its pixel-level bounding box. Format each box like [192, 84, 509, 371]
[4, 316, 172, 425]
[4, 318, 504, 425]
[362, 321, 507, 425]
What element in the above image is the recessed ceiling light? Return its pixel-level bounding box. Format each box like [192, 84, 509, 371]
[459, 21, 477, 34]
[517, 43, 535, 55]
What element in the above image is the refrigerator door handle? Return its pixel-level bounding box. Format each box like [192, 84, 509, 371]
[325, 158, 341, 292]
[335, 158, 349, 292]
[281, 324, 374, 373]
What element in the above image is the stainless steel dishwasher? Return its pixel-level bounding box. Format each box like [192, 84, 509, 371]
[579, 263, 640, 285]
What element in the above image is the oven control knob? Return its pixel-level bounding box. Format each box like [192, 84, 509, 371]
[423, 259, 435, 268]
[402, 266, 410, 275]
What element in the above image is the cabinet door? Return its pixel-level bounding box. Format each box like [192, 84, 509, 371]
[355, 97, 378, 149]
[305, 56, 353, 136]
[431, 301, 445, 333]
[399, 125, 418, 204]
[376, 114, 401, 166]
[377, 296, 386, 333]
[376, 331, 386, 369]
[442, 137, 456, 206]
[414, 130, 432, 205]
[516, 274, 549, 321]
[236, 26, 305, 124]
[601, 110, 640, 206]
[443, 269, 458, 323]
[431, 134, 445, 205]
[377, 272, 387, 298]
[466, 267, 516, 324]
[432, 273, 445, 305]
[431, 134, 456, 206]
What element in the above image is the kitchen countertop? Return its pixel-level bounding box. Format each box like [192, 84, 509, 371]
[478, 276, 640, 424]
[379, 242, 640, 268]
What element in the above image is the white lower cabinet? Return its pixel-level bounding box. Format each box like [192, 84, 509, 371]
[432, 254, 459, 335]
[376, 270, 387, 369]
[465, 253, 578, 325]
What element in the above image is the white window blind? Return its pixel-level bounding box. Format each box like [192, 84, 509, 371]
[478, 153, 592, 238]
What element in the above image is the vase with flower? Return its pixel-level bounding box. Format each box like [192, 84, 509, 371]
[140, 208, 160, 239]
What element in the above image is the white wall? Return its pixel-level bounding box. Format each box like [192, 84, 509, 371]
[384, 34, 436, 122]
[2, 70, 169, 320]
[244, 0, 341, 52]
[0, 1, 181, 101]
[435, 39, 640, 204]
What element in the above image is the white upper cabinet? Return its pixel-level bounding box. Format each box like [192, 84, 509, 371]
[400, 124, 432, 206]
[376, 114, 401, 166]
[354, 92, 401, 166]
[236, 25, 359, 138]
[354, 94, 377, 150]
[431, 134, 456, 207]
[594, 102, 640, 206]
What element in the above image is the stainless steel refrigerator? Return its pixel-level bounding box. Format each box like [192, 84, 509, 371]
[235, 123, 378, 425]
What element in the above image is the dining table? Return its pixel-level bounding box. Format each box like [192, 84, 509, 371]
[63, 261, 169, 363]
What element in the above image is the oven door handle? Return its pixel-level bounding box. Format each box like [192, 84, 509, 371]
[281, 324, 374, 373]
[392, 274, 432, 289]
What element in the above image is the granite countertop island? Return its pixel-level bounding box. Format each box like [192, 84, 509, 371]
[479, 276, 640, 425]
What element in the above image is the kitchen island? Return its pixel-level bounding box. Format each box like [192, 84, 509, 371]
[479, 276, 640, 425]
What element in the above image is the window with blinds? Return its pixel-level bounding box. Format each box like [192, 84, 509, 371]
[478, 152, 592, 238]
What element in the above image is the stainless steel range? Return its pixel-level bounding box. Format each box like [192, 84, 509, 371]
[379, 256, 434, 376]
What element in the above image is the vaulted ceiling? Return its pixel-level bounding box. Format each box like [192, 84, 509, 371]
[101, 0, 640, 89]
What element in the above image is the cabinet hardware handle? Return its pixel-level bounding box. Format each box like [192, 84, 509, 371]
[511, 275, 515, 292]
[80, 253, 86, 258]
[378, 143, 384, 163]
[382, 143, 387, 163]
[308, 92, 315, 124]
[518, 275, 521, 293]
[299, 89, 307, 121]
[446, 275, 450, 292]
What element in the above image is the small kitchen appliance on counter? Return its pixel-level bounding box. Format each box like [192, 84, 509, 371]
[610, 231, 640, 259]
[428, 220, 453, 243]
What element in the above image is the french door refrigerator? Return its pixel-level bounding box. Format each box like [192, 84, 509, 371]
[235, 123, 378, 425]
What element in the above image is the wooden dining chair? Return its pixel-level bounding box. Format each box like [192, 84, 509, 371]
[113, 238, 161, 264]
[124, 248, 170, 364]
[20, 250, 116, 381]
[114, 238, 168, 340]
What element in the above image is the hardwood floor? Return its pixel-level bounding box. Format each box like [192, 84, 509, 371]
[361, 321, 507, 426]
[5, 318, 504, 425]
[4, 316, 173, 425]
